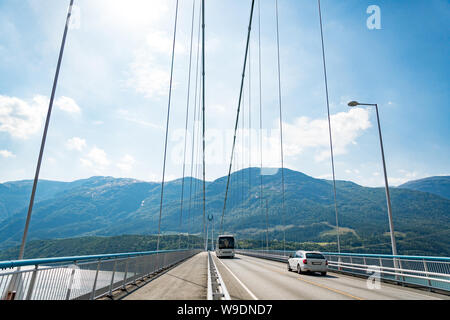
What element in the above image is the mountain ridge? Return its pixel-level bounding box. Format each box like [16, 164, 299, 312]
[0, 168, 449, 255]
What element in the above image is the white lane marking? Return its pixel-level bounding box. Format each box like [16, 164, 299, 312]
[214, 254, 258, 300]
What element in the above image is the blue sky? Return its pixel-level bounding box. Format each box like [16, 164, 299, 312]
[0, 0, 448, 187]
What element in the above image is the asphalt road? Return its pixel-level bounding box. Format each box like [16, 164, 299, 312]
[123, 252, 207, 300]
[213, 253, 448, 300]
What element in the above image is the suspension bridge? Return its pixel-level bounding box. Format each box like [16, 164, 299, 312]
[0, 0, 449, 301]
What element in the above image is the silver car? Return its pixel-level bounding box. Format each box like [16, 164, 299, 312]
[287, 250, 328, 276]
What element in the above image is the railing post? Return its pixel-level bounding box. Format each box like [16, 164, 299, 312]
[122, 258, 130, 290]
[65, 262, 77, 300]
[108, 260, 118, 297]
[3, 270, 22, 300]
[25, 265, 39, 300]
[398, 258, 405, 285]
[423, 259, 432, 290]
[132, 258, 138, 285]
[90, 260, 101, 300]
[378, 257, 384, 279]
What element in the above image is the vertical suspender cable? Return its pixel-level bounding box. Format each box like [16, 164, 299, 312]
[201, 0, 207, 251]
[275, 0, 287, 255]
[188, 1, 203, 249]
[258, 0, 269, 252]
[220, 0, 256, 234]
[18, 0, 74, 260]
[157, 0, 179, 253]
[191, 95, 202, 248]
[242, 77, 245, 206]
[179, 0, 197, 249]
[318, 0, 341, 253]
[193, 80, 203, 247]
[248, 42, 252, 195]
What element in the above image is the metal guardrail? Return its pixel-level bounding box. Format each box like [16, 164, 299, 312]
[207, 251, 230, 300]
[0, 249, 201, 300]
[236, 249, 450, 293]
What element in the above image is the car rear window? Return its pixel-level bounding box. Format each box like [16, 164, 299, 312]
[306, 253, 325, 259]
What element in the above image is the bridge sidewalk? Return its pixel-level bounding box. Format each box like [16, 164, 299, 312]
[123, 252, 207, 300]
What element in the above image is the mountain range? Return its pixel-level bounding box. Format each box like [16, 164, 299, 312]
[399, 176, 450, 200]
[0, 169, 449, 256]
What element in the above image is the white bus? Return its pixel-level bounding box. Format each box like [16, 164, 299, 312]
[215, 235, 235, 258]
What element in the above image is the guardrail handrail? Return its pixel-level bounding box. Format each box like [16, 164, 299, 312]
[0, 249, 191, 269]
[322, 252, 450, 262]
[236, 249, 450, 262]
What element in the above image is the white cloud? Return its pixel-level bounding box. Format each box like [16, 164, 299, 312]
[271, 107, 371, 164]
[117, 154, 136, 172]
[127, 53, 171, 98]
[55, 96, 81, 114]
[66, 137, 87, 151]
[81, 147, 110, 169]
[0, 95, 47, 139]
[0, 150, 15, 158]
[92, 0, 170, 33]
[0, 95, 81, 139]
[126, 29, 186, 98]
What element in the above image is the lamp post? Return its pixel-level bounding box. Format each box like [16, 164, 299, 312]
[348, 101, 398, 257]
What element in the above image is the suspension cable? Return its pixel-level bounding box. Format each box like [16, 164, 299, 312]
[318, 0, 341, 253]
[188, 0, 203, 249]
[191, 94, 202, 248]
[179, 0, 197, 249]
[258, 0, 269, 252]
[220, 0, 256, 234]
[201, 0, 207, 251]
[157, 0, 179, 252]
[242, 75, 245, 206]
[18, 0, 74, 260]
[248, 41, 252, 195]
[275, 0, 287, 254]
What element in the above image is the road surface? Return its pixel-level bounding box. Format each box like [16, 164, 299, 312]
[212, 253, 448, 300]
[123, 252, 207, 300]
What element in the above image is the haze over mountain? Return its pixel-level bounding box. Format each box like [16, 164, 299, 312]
[0, 168, 449, 256]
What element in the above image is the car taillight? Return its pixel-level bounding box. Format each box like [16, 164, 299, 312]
[303, 259, 307, 264]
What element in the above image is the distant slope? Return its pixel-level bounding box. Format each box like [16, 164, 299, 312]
[0, 235, 204, 260]
[0, 180, 72, 222]
[0, 169, 449, 256]
[399, 176, 450, 199]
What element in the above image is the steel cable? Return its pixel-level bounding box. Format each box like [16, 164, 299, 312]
[179, 0, 197, 249]
[318, 0, 341, 253]
[220, 0, 256, 234]
[157, 0, 179, 252]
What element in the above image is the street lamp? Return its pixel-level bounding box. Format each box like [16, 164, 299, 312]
[348, 101, 398, 257]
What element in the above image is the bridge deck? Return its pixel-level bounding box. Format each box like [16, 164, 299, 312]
[123, 252, 448, 300]
[123, 252, 207, 300]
